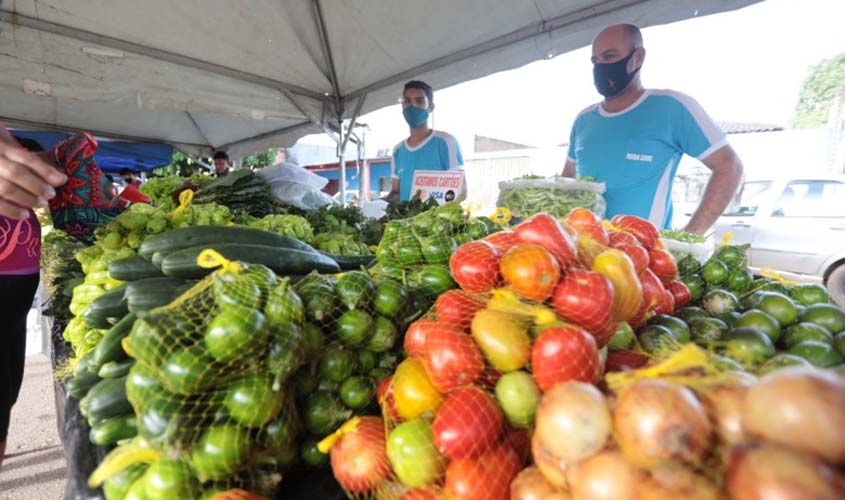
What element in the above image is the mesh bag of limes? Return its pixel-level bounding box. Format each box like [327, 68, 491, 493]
[90, 250, 415, 500]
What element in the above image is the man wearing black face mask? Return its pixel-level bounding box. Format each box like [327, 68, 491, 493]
[562, 24, 743, 234]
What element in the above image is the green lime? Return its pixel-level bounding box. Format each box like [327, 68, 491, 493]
[143, 458, 198, 500]
[799, 303, 845, 334]
[204, 306, 267, 363]
[722, 327, 775, 367]
[782, 322, 833, 349]
[223, 372, 283, 428]
[789, 284, 830, 306]
[191, 423, 252, 481]
[701, 289, 739, 316]
[373, 281, 409, 319]
[734, 310, 782, 344]
[318, 346, 357, 383]
[701, 259, 730, 285]
[339, 376, 375, 409]
[160, 346, 218, 396]
[757, 292, 798, 327]
[367, 316, 398, 353]
[788, 340, 844, 368]
[649, 315, 690, 343]
[336, 309, 374, 346]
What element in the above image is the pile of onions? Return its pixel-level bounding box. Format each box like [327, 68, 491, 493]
[565, 450, 647, 500]
[510, 466, 570, 500]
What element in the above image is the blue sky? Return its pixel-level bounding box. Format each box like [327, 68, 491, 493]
[300, 0, 845, 155]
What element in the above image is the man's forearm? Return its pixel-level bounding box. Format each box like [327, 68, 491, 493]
[562, 160, 576, 178]
[685, 153, 744, 234]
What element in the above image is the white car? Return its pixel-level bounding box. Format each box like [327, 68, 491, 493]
[710, 174, 845, 306]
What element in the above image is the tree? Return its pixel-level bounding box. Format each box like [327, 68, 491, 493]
[792, 53, 845, 128]
[241, 148, 280, 170]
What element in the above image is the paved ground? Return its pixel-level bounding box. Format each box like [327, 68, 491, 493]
[0, 355, 67, 500]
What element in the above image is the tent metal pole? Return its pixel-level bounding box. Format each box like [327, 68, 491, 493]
[335, 95, 366, 207]
[313, 0, 342, 115]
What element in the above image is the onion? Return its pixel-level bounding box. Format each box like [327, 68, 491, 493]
[698, 377, 754, 448]
[634, 465, 723, 500]
[330, 417, 391, 494]
[613, 379, 712, 469]
[743, 366, 845, 464]
[566, 449, 647, 500]
[534, 382, 611, 464]
[726, 443, 845, 500]
[510, 466, 571, 500]
[532, 431, 569, 490]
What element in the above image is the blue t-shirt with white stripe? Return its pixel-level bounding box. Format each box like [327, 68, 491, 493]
[392, 131, 463, 201]
[567, 90, 727, 228]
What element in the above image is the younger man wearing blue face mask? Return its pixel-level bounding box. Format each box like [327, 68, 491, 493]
[389, 80, 464, 201]
[562, 24, 744, 234]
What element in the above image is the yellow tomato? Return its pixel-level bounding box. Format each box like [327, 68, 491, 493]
[471, 309, 532, 372]
[393, 358, 443, 420]
[593, 249, 643, 322]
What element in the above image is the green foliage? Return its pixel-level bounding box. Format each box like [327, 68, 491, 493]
[793, 53, 845, 128]
[241, 148, 280, 171]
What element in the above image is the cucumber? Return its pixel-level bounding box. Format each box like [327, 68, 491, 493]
[151, 251, 167, 270]
[73, 350, 99, 379]
[84, 284, 128, 328]
[86, 376, 132, 422]
[98, 359, 136, 379]
[93, 313, 137, 368]
[66, 371, 101, 399]
[125, 277, 193, 313]
[139, 225, 317, 258]
[90, 415, 138, 445]
[319, 252, 376, 271]
[108, 255, 165, 281]
[161, 244, 340, 279]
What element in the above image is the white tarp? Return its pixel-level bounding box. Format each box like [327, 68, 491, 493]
[0, 0, 760, 158]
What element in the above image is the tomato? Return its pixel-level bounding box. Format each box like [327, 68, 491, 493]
[444, 442, 521, 500]
[433, 386, 504, 460]
[531, 325, 601, 392]
[376, 375, 401, 422]
[393, 358, 443, 420]
[504, 426, 532, 463]
[339, 376, 376, 410]
[550, 269, 614, 338]
[373, 280, 409, 319]
[434, 290, 486, 330]
[605, 350, 650, 372]
[592, 249, 643, 322]
[471, 309, 532, 372]
[404, 319, 440, 358]
[204, 306, 267, 363]
[191, 424, 252, 481]
[387, 418, 446, 488]
[567, 207, 602, 230]
[500, 244, 561, 302]
[666, 280, 691, 309]
[608, 230, 640, 248]
[424, 324, 485, 393]
[449, 240, 501, 293]
[330, 416, 391, 494]
[616, 244, 649, 275]
[223, 372, 283, 428]
[640, 268, 674, 316]
[208, 490, 268, 500]
[399, 487, 443, 500]
[495, 371, 541, 427]
[484, 231, 516, 254]
[648, 248, 678, 282]
[512, 213, 578, 269]
[144, 458, 199, 500]
[610, 215, 659, 249]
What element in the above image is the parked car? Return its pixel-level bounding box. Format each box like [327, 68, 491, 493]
[709, 174, 845, 306]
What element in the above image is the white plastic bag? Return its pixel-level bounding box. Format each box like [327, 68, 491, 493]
[497, 176, 606, 218]
[663, 235, 715, 263]
[270, 182, 336, 211]
[257, 162, 328, 190]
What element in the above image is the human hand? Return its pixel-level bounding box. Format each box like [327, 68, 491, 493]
[0, 143, 66, 219]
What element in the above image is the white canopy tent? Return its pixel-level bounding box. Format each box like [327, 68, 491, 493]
[0, 0, 760, 198]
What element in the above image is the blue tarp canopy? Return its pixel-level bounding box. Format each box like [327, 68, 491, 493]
[10, 129, 172, 173]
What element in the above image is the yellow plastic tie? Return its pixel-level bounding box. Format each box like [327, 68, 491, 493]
[317, 417, 361, 454]
[88, 440, 161, 487]
[169, 189, 194, 220]
[491, 207, 512, 226]
[720, 231, 734, 247]
[759, 266, 797, 286]
[601, 220, 623, 232]
[197, 249, 241, 273]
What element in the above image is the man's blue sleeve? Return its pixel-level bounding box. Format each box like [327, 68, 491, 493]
[671, 93, 727, 160]
[567, 118, 579, 162]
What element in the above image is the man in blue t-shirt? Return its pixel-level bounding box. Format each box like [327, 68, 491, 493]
[390, 80, 464, 201]
[563, 24, 743, 233]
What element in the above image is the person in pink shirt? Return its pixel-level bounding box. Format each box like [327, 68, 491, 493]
[0, 125, 65, 465]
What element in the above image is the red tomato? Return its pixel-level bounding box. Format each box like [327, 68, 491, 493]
[608, 230, 640, 248]
[484, 231, 516, 254]
[567, 207, 602, 230]
[605, 350, 650, 372]
[639, 269, 674, 316]
[512, 213, 578, 269]
[433, 387, 504, 460]
[550, 269, 614, 337]
[404, 319, 441, 358]
[434, 290, 485, 330]
[617, 244, 650, 275]
[500, 244, 561, 302]
[376, 376, 401, 422]
[610, 215, 659, 250]
[531, 325, 601, 392]
[400, 488, 443, 500]
[648, 248, 678, 282]
[444, 442, 521, 500]
[424, 326, 484, 393]
[504, 426, 531, 463]
[577, 222, 610, 246]
[450, 240, 501, 293]
[210, 491, 269, 500]
[330, 416, 391, 493]
[666, 280, 691, 309]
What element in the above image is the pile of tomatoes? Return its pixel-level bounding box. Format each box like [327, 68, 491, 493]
[325, 209, 691, 500]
